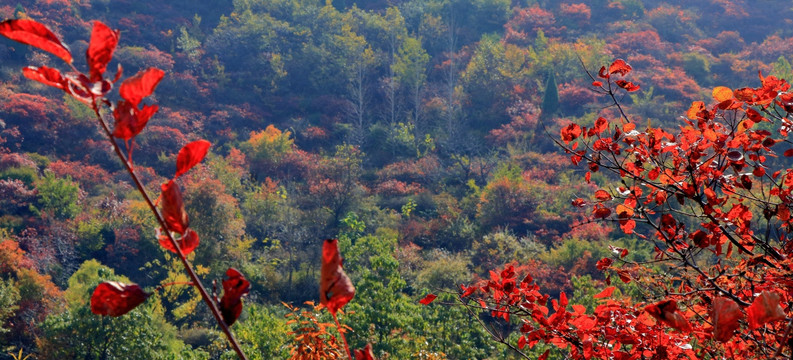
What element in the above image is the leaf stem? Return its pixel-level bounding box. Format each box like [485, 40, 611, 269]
[90, 103, 249, 360]
[333, 312, 352, 360]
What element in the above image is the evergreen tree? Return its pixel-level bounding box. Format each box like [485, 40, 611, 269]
[541, 71, 559, 120]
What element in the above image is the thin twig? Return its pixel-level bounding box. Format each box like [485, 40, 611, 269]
[90, 103, 249, 360]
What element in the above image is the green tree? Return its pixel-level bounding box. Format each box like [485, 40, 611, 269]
[540, 71, 559, 119]
[222, 304, 290, 359]
[35, 171, 80, 220]
[0, 278, 20, 339]
[38, 260, 196, 360]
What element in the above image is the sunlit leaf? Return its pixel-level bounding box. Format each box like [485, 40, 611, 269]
[712, 86, 734, 102]
[175, 140, 211, 178]
[22, 66, 68, 91]
[0, 19, 72, 63]
[593, 286, 616, 299]
[158, 228, 199, 255]
[86, 21, 120, 82]
[419, 293, 437, 305]
[608, 59, 632, 76]
[119, 68, 165, 107]
[747, 291, 786, 330]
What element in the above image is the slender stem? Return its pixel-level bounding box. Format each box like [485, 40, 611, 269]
[333, 312, 352, 360]
[90, 103, 249, 360]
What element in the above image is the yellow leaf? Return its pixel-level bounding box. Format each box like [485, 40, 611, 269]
[713, 86, 734, 102]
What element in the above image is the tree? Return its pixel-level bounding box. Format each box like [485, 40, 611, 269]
[540, 71, 559, 120]
[441, 60, 793, 359]
[37, 260, 197, 360]
[393, 36, 430, 150]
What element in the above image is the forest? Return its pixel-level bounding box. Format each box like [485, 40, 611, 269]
[3, 0, 793, 358]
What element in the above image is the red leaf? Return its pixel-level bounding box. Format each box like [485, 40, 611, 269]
[158, 228, 199, 255]
[120, 68, 165, 107]
[645, 299, 692, 332]
[784, 149, 793, 157]
[175, 140, 211, 178]
[571, 198, 586, 207]
[538, 349, 550, 360]
[22, 66, 68, 91]
[90, 281, 149, 316]
[711, 297, 743, 342]
[561, 123, 582, 144]
[592, 81, 603, 87]
[593, 286, 616, 299]
[620, 219, 636, 234]
[596, 257, 613, 270]
[112, 100, 158, 140]
[592, 206, 611, 219]
[160, 180, 189, 235]
[354, 344, 376, 360]
[86, 21, 120, 82]
[0, 19, 72, 63]
[598, 66, 609, 79]
[609, 59, 632, 76]
[220, 268, 250, 326]
[419, 293, 438, 305]
[615, 80, 640, 92]
[746, 291, 786, 330]
[595, 190, 612, 201]
[320, 239, 355, 315]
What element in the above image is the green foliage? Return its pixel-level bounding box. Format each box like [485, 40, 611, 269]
[393, 37, 429, 91]
[34, 171, 80, 219]
[682, 52, 711, 84]
[74, 219, 108, 258]
[415, 249, 470, 289]
[772, 56, 793, 81]
[0, 167, 38, 187]
[341, 228, 492, 358]
[222, 304, 290, 359]
[0, 278, 20, 337]
[38, 260, 191, 360]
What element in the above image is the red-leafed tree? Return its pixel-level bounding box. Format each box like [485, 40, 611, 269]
[425, 58, 793, 359]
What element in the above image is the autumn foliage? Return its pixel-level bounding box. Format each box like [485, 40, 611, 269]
[419, 59, 793, 359]
[0, 18, 250, 358]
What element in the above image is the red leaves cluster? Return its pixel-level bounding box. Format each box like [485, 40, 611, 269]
[320, 239, 355, 316]
[90, 281, 150, 317]
[157, 140, 212, 255]
[113, 68, 164, 140]
[557, 60, 793, 357]
[594, 58, 640, 92]
[219, 268, 250, 326]
[458, 264, 697, 359]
